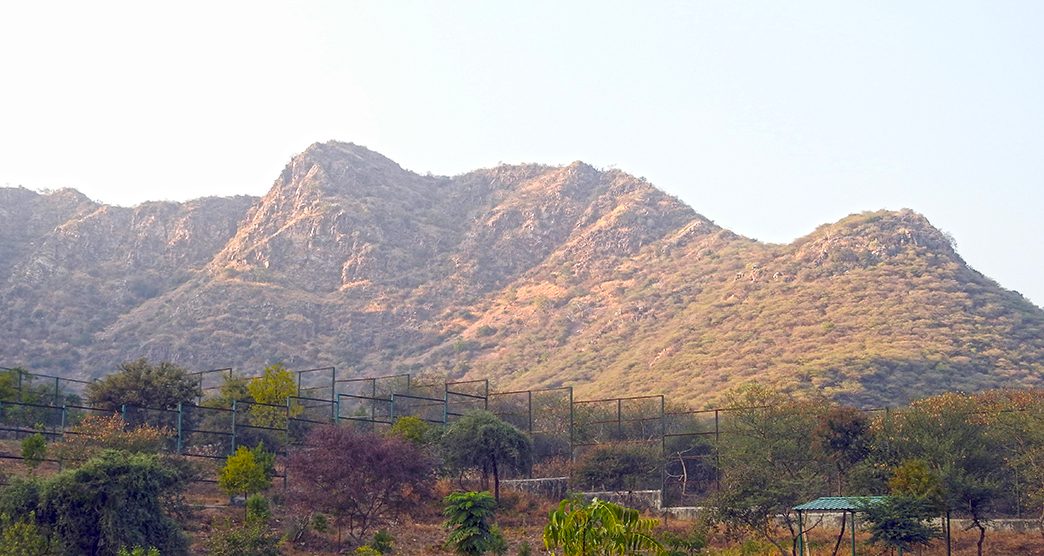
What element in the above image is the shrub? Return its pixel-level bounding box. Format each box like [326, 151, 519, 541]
[0, 511, 54, 556]
[52, 414, 170, 465]
[573, 444, 660, 491]
[205, 518, 281, 556]
[441, 411, 532, 501]
[246, 494, 271, 523]
[20, 433, 47, 475]
[444, 491, 503, 556]
[288, 425, 436, 545]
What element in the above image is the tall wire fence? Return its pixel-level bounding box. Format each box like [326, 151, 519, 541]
[0, 365, 1039, 513]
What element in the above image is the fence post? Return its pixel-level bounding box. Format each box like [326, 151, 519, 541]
[714, 409, 721, 492]
[176, 402, 183, 454]
[284, 398, 290, 490]
[120, 404, 127, 422]
[568, 387, 574, 463]
[53, 376, 60, 406]
[527, 390, 533, 433]
[390, 393, 396, 421]
[60, 405, 67, 438]
[231, 400, 238, 453]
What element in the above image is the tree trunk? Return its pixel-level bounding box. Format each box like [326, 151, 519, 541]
[831, 513, 847, 556]
[492, 458, 500, 501]
[974, 518, 986, 556]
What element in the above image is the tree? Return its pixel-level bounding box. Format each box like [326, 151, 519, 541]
[543, 497, 664, 556]
[441, 410, 532, 501]
[859, 496, 939, 554]
[218, 445, 272, 502]
[85, 359, 200, 411]
[879, 393, 1004, 556]
[813, 406, 871, 495]
[444, 491, 504, 556]
[39, 450, 189, 555]
[246, 363, 301, 428]
[288, 424, 436, 545]
[711, 385, 830, 556]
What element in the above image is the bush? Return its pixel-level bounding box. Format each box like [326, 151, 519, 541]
[52, 414, 170, 465]
[246, 494, 271, 523]
[573, 444, 660, 491]
[40, 450, 189, 555]
[219, 445, 273, 501]
[205, 518, 281, 556]
[0, 511, 54, 556]
[20, 433, 47, 474]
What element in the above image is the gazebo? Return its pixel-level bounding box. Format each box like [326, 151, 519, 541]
[793, 496, 887, 556]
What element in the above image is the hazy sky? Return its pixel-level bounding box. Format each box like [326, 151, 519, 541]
[1, 1, 1041, 306]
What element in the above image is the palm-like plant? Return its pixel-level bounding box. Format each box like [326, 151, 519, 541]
[544, 497, 665, 555]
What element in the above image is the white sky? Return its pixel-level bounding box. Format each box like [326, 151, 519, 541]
[1, 1, 1042, 306]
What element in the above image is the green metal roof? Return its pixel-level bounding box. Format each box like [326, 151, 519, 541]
[793, 496, 889, 512]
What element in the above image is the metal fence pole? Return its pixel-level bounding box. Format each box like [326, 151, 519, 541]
[176, 403, 183, 454]
[231, 400, 238, 453]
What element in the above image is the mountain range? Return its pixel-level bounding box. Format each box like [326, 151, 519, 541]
[1, 141, 1041, 407]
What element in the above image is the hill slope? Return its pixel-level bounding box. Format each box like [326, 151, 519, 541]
[1, 141, 1040, 406]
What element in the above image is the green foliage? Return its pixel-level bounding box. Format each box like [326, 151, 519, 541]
[0, 512, 54, 556]
[246, 494, 271, 523]
[355, 547, 381, 556]
[0, 479, 41, 520]
[38, 450, 189, 555]
[21, 433, 47, 474]
[711, 385, 829, 556]
[205, 518, 281, 556]
[858, 496, 940, 552]
[310, 513, 329, 533]
[219, 446, 272, 499]
[246, 363, 301, 428]
[516, 540, 532, 556]
[116, 547, 160, 556]
[85, 359, 200, 411]
[441, 411, 532, 500]
[444, 491, 501, 556]
[369, 529, 394, 554]
[201, 374, 250, 409]
[813, 406, 871, 494]
[889, 459, 944, 510]
[573, 444, 660, 491]
[389, 416, 438, 446]
[543, 497, 664, 556]
[658, 521, 708, 555]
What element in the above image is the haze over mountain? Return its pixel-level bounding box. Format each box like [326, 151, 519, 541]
[1, 141, 1041, 407]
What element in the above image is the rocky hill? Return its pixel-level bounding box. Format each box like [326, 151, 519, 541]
[1, 141, 1041, 407]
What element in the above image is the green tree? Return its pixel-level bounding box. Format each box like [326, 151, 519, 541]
[441, 410, 532, 501]
[858, 496, 939, 554]
[246, 363, 301, 428]
[879, 393, 1004, 556]
[444, 491, 504, 556]
[116, 548, 160, 556]
[543, 497, 664, 556]
[711, 385, 829, 556]
[218, 446, 272, 503]
[20, 433, 47, 475]
[85, 359, 200, 411]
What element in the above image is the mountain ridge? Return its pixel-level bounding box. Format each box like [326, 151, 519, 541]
[1, 141, 1040, 407]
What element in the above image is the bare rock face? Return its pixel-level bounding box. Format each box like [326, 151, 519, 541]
[1, 141, 1041, 407]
